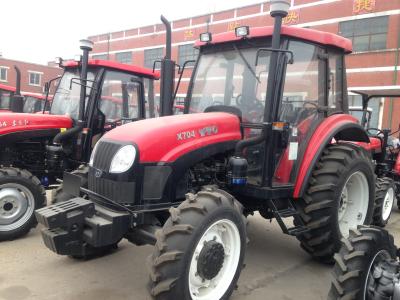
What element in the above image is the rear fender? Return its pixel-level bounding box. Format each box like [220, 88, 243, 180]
[293, 114, 369, 198]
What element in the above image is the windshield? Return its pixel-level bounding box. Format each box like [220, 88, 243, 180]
[50, 69, 95, 119]
[188, 45, 271, 122]
[23, 96, 43, 113]
[0, 91, 12, 110]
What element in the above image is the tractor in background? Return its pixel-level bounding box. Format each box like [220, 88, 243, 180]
[0, 66, 53, 114]
[349, 89, 400, 227]
[36, 1, 377, 299]
[0, 41, 163, 241]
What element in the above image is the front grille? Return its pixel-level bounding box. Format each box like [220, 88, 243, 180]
[88, 174, 135, 204]
[93, 140, 121, 171]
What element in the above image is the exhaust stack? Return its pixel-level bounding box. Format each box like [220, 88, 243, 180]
[10, 66, 24, 112]
[159, 15, 175, 117]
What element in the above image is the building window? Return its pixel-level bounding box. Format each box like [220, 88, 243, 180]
[0, 67, 7, 82]
[28, 72, 41, 86]
[115, 51, 132, 64]
[92, 54, 108, 60]
[178, 44, 199, 66]
[339, 16, 388, 52]
[144, 48, 163, 69]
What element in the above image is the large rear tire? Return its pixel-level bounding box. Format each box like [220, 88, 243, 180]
[148, 187, 247, 300]
[328, 226, 397, 300]
[0, 168, 46, 241]
[372, 177, 395, 227]
[295, 143, 375, 263]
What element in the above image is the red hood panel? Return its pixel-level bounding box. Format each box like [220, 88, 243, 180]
[103, 112, 242, 163]
[0, 113, 73, 135]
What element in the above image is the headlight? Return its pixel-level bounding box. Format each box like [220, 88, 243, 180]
[109, 145, 136, 173]
[89, 142, 99, 167]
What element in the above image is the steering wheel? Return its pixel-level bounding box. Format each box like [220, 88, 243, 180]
[235, 94, 243, 106]
[367, 128, 384, 136]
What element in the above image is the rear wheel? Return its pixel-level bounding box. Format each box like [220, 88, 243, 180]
[148, 187, 247, 300]
[372, 177, 395, 227]
[0, 168, 46, 241]
[328, 226, 397, 300]
[296, 143, 375, 263]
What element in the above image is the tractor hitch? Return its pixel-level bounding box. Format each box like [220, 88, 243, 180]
[35, 198, 130, 256]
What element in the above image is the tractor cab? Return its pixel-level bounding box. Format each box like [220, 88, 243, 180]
[186, 25, 352, 188]
[22, 93, 51, 113]
[350, 89, 400, 174]
[0, 84, 16, 112]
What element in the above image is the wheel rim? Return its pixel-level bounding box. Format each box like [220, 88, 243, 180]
[188, 219, 241, 300]
[338, 171, 369, 237]
[382, 187, 395, 221]
[0, 183, 35, 232]
[363, 249, 391, 299]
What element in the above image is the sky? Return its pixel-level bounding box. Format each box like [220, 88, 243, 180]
[1, 0, 264, 65]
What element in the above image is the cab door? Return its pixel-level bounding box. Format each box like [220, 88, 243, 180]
[271, 41, 326, 187]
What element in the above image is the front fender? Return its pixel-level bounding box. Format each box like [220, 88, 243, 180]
[293, 114, 369, 198]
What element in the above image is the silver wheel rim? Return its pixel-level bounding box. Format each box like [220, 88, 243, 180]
[338, 171, 369, 237]
[363, 249, 391, 299]
[0, 183, 35, 232]
[188, 219, 241, 300]
[382, 187, 394, 221]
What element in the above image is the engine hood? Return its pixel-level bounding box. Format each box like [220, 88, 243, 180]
[0, 113, 73, 135]
[103, 112, 242, 163]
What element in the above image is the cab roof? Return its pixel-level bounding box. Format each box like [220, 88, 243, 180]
[195, 25, 352, 53]
[63, 59, 160, 79]
[352, 89, 400, 99]
[0, 83, 16, 93]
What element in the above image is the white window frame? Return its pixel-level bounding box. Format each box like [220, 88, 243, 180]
[0, 66, 9, 82]
[28, 71, 43, 86]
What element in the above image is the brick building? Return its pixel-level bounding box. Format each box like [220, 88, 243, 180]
[0, 57, 62, 95]
[88, 0, 400, 129]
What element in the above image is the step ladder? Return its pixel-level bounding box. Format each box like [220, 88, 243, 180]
[267, 199, 309, 236]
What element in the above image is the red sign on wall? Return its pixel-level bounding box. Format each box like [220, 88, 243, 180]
[353, 0, 376, 14]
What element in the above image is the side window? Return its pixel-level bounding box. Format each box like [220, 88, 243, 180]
[99, 71, 142, 123]
[281, 41, 320, 125]
[328, 52, 344, 113]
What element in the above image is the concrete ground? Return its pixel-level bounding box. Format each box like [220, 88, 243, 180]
[2, 210, 400, 300]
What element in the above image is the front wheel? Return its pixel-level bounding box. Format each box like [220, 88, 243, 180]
[148, 187, 247, 300]
[372, 177, 395, 227]
[0, 168, 46, 241]
[328, 226, 397, 300]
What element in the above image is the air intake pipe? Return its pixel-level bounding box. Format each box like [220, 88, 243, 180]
[159, 15, 175, 116]
[53, 39, 93, 145]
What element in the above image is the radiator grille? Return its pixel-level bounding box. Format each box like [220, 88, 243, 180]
[93, 141, 121, 171]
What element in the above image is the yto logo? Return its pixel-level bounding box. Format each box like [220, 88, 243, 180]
[94, 169, 103, 178]
[199, 126, 218, 137]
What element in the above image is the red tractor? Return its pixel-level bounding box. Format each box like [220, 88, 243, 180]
[349, 89, 400, 227]
[36, 1, 376, 299]
[0, 40, 165, 241]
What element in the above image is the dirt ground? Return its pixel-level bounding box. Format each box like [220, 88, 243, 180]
[2, 209, 400, 300]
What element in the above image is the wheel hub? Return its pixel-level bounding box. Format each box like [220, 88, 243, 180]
[0, 185, 33, 230]
[197, 240, 225, 280]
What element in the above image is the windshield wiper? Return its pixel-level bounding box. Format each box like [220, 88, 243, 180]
[233, 45, 260, 83]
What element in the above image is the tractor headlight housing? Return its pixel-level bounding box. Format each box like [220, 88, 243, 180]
[109, 145, 136, 174]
